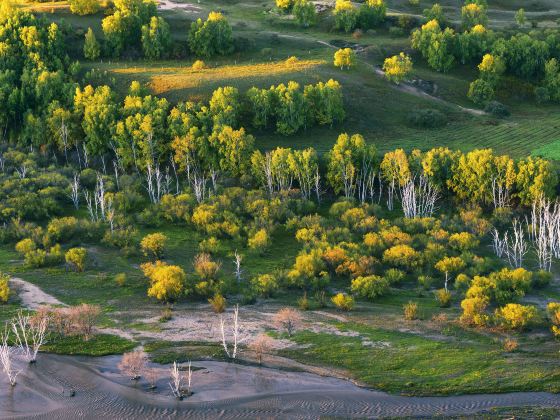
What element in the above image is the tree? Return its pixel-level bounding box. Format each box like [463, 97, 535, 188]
[293, 0, 316, 28]
[209, 86, 240, 127]
[141, 16, 171, 60]
[273, 307, 302, 336]
[65, 247, 87, 272]
[303, 79, 345, 127]
[423, 3, 446, 25]
[209, 125, 255, 177]
[333, 48, 356, 70]
[333, 0, 358, 33]
[516, 157, 557, 205]
[118, 350, 147, 380]
[141, 233, 168, 259]
[467, 78, 494, 104]
[84, 27, 101, 60]
[327, 133, 376, 200]
[141, 261, 186, 302]
[189, 12, 234, 58]
[70, 0, 100, 16]
[358, 0, 386, 30]
[248, 334, 273, 364]
[461, 1, 487, 29]
[74, 85, 118, 158]
[448, 149, 494, 204]
[102, 0, 157, 56]
[515, 8, 526, 27]
[411, 20, 456, 72]
[435, 256, 465, 291]
[383, 52, 413, 84]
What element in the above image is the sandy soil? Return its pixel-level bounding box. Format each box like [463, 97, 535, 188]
[157, 0, 202, 13]
[2, 354, 560, 419]
[9, 278, 65, 310]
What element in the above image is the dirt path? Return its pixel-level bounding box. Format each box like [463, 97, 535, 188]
[9, 277, 65, 310]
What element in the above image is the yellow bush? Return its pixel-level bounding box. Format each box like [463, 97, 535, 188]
[65, 247, 87, 272]
[331, 293, 354, 311]
[15, 238, 36, 255]
[248, 229, 270, 253]
[143, 262, 186, 302]
[0, 274, 10, 303]
[192, 60, 206, 71]
[403, 301, 418, 320]
[495, 303, 537, 330]
[382, 244, 419, 269]
[208, 293, 227, 313]
[460, 296, 489, 327]
[141, 232, 167, 259]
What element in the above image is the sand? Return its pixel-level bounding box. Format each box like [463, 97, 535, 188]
[1, 353, 560, 419]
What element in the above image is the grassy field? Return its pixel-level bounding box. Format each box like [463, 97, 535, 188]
[280, 321, 560, 396]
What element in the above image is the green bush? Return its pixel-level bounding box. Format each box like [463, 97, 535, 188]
[407, 109, 447, 128]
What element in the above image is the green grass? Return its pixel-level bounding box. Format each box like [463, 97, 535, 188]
[144, 340, 225, 364]
[279, 321, 560, 396]
[532, 138, 560, 160]
[42, 333, 136, 356]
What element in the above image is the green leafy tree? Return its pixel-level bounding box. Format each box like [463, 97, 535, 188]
[515, 8, 526, 27]
[209, 86, 240, 128]
[358, 0, 386, 29]
[461, 0, 487, 29]
[333, 0, 358, 33]
[141, 16, 171, 60]
[293, 0, 316, 27]
[189, 12, 234, 58]
[209, 125, 255, 177]
[411, 20, 456, 72]
[83, 27, 101, 60]
[70, 0, 100, 16]
[467, 78, 494, 104]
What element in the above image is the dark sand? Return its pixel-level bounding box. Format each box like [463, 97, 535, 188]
[1, 354, 560, 419]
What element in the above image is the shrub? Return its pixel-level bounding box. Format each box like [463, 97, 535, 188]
[208, 293, 227, 313]
[351, 275, 389, 299]
[331, 293, 354, 311]
[297, 292, 310, 310]
[460, 296, 489, 327]
[159, 306, 173, 322]
[384, 268, 405, 285]
[484, 101, 510, 118]
[115, 273, 127, 287]
[383, 244, 419, 270]
[0, 274, 9, 303]
[435, 288, 452, 307]
[142, 261, 186, 302]
[199, 237, 220, 254]
[251, 274, 279, 298]
[403, 301, 418, 320]
[15, 238, 36, 255]
[494, 303, 537, 330]
[193, 253, 221, 281]
[407, 109, 446, 128]
[68, 303, 101, 340]
[65, 247, 87, 272]
[418, 275, 433, 290]
[140, 233, 167, 260]
[24, 249, 47, 268]
[547, 302, 560, 337]
[118, 350, 147, 380]
[533, 270, 552, 289]
[503, 338, 518, 352]
[248, 229, 270, 254]
[192, 60, 206, 70]
[273, 307, 302, 336]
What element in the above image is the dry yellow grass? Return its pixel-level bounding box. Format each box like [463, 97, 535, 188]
[110, 59, 325, 95]
[15, 0, 70, 12]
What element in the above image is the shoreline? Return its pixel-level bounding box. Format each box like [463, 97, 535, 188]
[2, 353, 560, 419]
